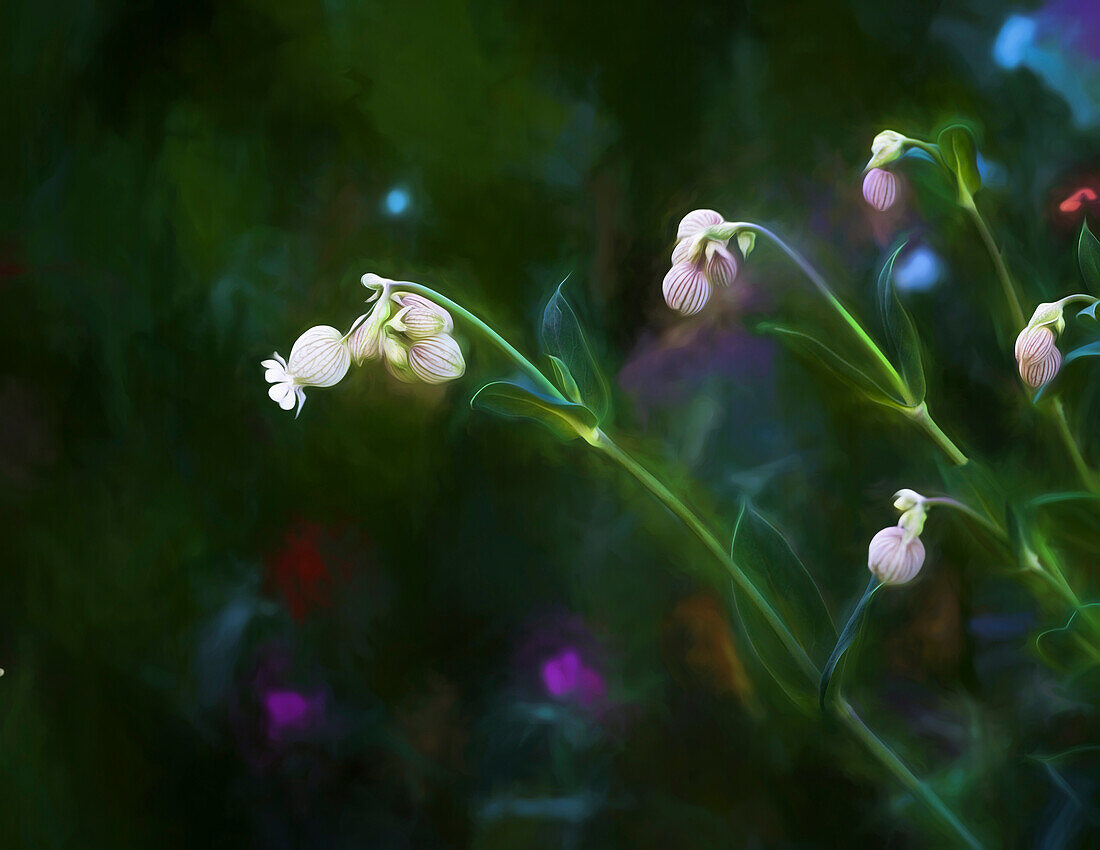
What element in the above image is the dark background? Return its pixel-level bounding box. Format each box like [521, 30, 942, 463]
[4, 1, 1100, 847]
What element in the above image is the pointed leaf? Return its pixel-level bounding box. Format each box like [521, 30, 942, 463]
[1005, 502, 1029, 568]
[540, 285, 610, 422]
[471, 380, 597, 441]
[1064, 341, 1100, 364]
[819, 577, 880, 709]
[877, 240, 926, 402]
[729, 502, 836, 709]
[760, 323, 907, 407]
[547, 355, 582, 404]
[937, 124, 982, 198]
[1079, 220, 1100, 295]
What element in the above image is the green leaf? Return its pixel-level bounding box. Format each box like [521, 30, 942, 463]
[819, 577, 880, 709]
[760, 323, 907, 407]
[1035, 604, 1100, 673]
[1064, 341, 1100, 364]
[1076, 300, 1099, 324]
[937, 124, 982, 199]
[1079, 220, 1100, 295]
[471, 380, 597, 441]
[729, 501, 836, 709]
[876, 240, 926, 402]
[1029, 492, 1100, 510]
[1005, 502, 1029, 568]
[547, 354, 582, 404]
[540, 284, 610, 422]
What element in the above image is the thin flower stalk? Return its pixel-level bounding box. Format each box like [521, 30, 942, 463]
[392, 283, 982, 848]
[727, 221, 969, 466]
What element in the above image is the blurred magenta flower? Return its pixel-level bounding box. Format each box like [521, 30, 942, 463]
[263, 689, 326, 741]
[541, 648, 605, 706]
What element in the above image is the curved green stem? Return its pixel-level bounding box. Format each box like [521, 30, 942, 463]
[904, 403, 969, 466]
[593, 429, 980, 848]
[837, 700, 983, 849]
[411, 284, 980, 845]
[730, 223, 968, 465]
[394, 281, 565, 400]
[592, 429, 818, 679]
[737, 222, 911, 401]
[961, 198, 1025, 329]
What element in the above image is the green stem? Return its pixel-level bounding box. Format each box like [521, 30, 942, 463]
[904, 402, 969, 466]
[739, 223, 911, 402]
[962, 198, 1025, 329]
[593, 429, 980, 848]
[837, 701, 983, 849]
[394, 282, 565, 400]
[733, 223, 968, 465]
[419, 284, 980, 845]
[592, 429, 818, 679]
[1050, 398, 1097, 493]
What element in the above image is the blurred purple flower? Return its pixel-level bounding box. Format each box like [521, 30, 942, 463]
[541, 648, 605, 706]
[263, 689, 326, 741]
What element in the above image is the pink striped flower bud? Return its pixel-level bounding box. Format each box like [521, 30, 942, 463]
[1014, 325, 1062, 387]
[862, 168, 899, 211]
[663, 209, 741, 315]
[868, 526, 926, 586]
[662, 262, 711, 316]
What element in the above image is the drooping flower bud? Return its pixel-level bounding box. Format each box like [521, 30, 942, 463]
[865, 130, 907, 170]
[408, 333, 466, 384]
[862, 168, 900, 211]
[382, 333, 416, 383]
[868, 526, 926, 586]
[1014, 325, 1062, 387]
[389, 292, 454, 339]
[663, 209, 743, 314]
[349, 276, 396, 364]
[662, 262, 711, 316]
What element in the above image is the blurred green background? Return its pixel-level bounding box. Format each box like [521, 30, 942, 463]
[4, 0, 1100, 846]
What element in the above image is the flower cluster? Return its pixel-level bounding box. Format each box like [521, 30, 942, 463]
[1014, 302, 1065, 388]
[263, 274, 465, 415]
[867, 489, 928, 586]
[662, 209, 746, 315]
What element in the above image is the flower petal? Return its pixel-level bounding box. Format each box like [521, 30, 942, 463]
[662, 262, 711, 316]
[676, 209, 724, 241]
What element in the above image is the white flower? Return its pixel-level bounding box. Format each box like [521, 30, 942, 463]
[390, 292, 454, 339]
[408, 333, 466, 383]
[868, 525, 926, 586]
[262, 325, 351, 416]
[262, 352, 302, 413]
